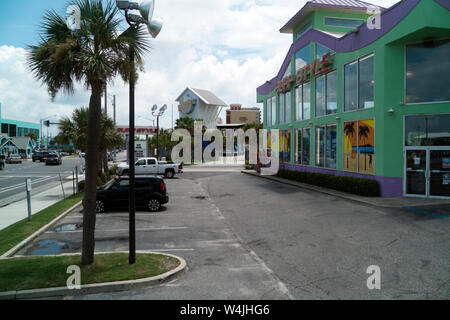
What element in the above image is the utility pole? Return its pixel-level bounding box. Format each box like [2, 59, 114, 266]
[105, 85, 108, 115]
[113, 95, 117, 161]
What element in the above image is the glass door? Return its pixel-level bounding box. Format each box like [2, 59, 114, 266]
[405, 149, 427, 196]
[429, 149, 450, 197]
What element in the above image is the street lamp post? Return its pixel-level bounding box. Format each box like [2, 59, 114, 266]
[152, 104, 167, 160]
[116, 0, 163, 265]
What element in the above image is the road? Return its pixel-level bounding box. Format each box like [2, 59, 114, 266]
[0, 156, 84, 207]
[14, 164, 450, 299]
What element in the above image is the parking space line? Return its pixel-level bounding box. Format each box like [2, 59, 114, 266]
[45, 227, 189, 234]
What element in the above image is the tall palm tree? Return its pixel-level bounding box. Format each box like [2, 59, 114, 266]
[344, 122, 355, 169]
[27, 0, 150, 265]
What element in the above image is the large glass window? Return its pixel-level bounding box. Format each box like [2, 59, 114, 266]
[344, 54, 374, 111]
[296, 44, 311, 71]
[303, 82, 311, 120]
[324, 17, 364, 28]
[279, 130, 291, 163]
[278, 91, 291, 124]
[295, 127, 310, 165]
[266, 98, 272, 126]
[316, 124, 336, 169]
[316, 43, 335, 60]
[283, 62, 291, 79]
[271, 96, 276, 126]
[344, 120, 375, 174]
[315, 71, 337, 117]
[405, 114, 450, 146]
[295, 82, 311, 121]
[296, 21, 312, 40]
[406, 39, 450, 103]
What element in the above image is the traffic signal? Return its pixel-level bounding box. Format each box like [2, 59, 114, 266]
[44, 120, 51, 127]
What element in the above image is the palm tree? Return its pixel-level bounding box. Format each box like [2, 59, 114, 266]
[359, 124, 370, 171]
[344, 122, 355, 169]
[24, 132, 38, 144]
[27, 0, 150, 265]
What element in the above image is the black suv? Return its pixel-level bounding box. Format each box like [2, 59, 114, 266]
[95, 176, 169, 213]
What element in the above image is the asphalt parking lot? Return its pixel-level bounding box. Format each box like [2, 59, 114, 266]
[14, 166, 450, 300]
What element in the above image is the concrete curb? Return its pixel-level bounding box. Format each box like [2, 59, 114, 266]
[0, 251, 187, 300]
[241, 170, 450, 208]
[0, 201, 83, 258]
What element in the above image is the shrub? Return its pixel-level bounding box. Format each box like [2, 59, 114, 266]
[78, 180, 86, 193]
[277, 169, 380, 197]
[97, 176, 103, 186]
[109, 165, 118, 177]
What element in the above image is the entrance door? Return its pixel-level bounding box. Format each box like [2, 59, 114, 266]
[405, 149, 427, 196]
[429, 149, 450, 197]
[405, 148, 450, 198]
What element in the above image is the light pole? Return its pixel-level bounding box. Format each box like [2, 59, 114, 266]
[39, 115, 57, 149]
[152, 104, 167, 160]
[116, 0, 163, 265]
[107, 94, 117, 161]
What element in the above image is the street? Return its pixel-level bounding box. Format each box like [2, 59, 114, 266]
[0, 156, 83, 207]
[14, 165, 450, 300]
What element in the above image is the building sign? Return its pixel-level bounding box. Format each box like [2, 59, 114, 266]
[116, 126, 157, 135]
[275, 53, 334, 94]
[178, 99, 197, 113]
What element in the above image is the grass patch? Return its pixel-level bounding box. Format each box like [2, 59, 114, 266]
[0, 253, 180, 292]
[0, 193, 84, 256]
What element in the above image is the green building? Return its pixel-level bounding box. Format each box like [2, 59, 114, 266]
[0, 102, 40, 157]
[257, 0, 450, 198]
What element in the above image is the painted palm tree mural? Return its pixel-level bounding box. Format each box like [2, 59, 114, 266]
[358, 120, 375, 174]
[344, 120, 374, 174]
[344, 122, 356, 170]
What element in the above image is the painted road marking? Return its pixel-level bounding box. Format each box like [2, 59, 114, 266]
[406, 206, 450, 219]
[45, 227, 189, 234]
[0, 176, 55, 194]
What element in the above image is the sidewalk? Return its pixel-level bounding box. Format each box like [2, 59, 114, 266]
[242, 170, 450, 208]
[0, 174, 84, 231]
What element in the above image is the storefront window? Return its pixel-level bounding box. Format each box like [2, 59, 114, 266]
[278, 91, 291, 124]
[316, 75, 326, 117]
[344, 120, 375, 174]
[271, 96, 276, 126]
[359, 55, 374, 109]
[295, 128, 310, 165]
[405, 114, 450, 146]
[316, 71, 337, 117]
[296, 21, 312, 40]
[344, 61, 358, 111]
[280, 130, 291, 163]
[316, 124, 336, 169]
[324, 17, 364, 28]
[345, 54, 374, 111]
[296, 44, 311, 71]
[406, 39, 450, 103]
[295, 86, 303, 121]
[316, 43, 335, 60]
[283, 62, 291, 78]
[303, 82, 311, 120]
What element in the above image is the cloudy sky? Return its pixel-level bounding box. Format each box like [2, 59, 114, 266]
[0, 0, 400, 137]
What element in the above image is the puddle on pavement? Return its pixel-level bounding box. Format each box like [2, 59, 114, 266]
[30, 240, 74, 256]
[54, 223, 82, 232]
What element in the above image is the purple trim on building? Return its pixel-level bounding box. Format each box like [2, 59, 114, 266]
[258, 0, 421, 96]
[435, 0, 450, 10]
[280, 0, 385, 33]
[280, 163, 404, 197]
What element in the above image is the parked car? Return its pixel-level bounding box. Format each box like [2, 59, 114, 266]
[32, 150, 42, 162]
[94, 176, 169, 213]
[6, 154, 22, 164]
[116, 158, 183, 179]
[79, 152, 86, 158]
[45, 153, 62, 165]
[0, 155, 5, 170]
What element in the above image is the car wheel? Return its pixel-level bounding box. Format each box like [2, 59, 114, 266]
[96, 200, 106, 213]
[165, 170, 175, 179]
[148, 199, 161, 212]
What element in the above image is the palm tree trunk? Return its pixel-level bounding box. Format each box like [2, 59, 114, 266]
[103, 150, 108, 173]
[82, 85, 102, 266]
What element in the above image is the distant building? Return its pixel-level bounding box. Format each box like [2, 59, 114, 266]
[0, 103, 40, 156]
[226, 104, 261, 125]
[176, 87, 228, 129]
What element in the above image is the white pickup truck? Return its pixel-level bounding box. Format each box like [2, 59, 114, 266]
[117, 158, 183, 179]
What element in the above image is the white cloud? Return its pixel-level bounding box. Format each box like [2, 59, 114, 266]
[0, 0, 401, 133]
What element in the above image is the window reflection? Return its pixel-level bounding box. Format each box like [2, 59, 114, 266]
[296, 44, 311, 71]
[405, 114, 450, 146]
[406, 39, 450, 103]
